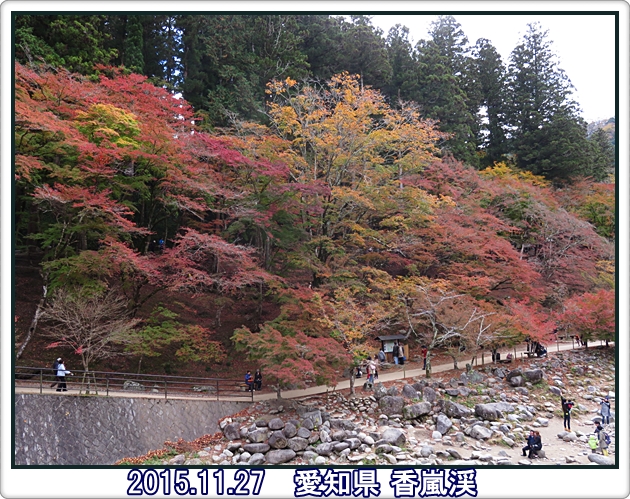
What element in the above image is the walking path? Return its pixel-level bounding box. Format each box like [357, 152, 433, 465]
[15, 340, 599, 402]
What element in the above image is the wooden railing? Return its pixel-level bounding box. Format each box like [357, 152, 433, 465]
[14, 366, 254, 401]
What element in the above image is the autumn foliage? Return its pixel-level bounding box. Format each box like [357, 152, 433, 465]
[14, 63, 615, 385]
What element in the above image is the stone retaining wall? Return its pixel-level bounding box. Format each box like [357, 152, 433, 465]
[14, 394, 250, 465]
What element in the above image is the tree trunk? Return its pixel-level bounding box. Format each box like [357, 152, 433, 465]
[16, 277, 49, 360]
[276, 386, 282, 399]
[425, 351, 432, 378]
[349, 370, 355, 396]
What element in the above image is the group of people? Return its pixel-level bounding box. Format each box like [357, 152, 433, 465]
[244, 369, 262, 392]
[356, 355, 380, 385]
[522, 430, 543, 459]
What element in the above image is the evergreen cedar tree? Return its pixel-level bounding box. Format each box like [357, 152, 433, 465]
[14, 26, 614, 389]
[15, 14, 615, 179]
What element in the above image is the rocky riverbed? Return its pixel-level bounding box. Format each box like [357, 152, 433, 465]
[120, 347, 615, 467]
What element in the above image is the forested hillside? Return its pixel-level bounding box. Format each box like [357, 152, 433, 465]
[14, 14, 615, 391]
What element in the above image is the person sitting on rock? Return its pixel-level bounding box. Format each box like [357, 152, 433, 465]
[531, 431, 543, 457]
[522, 430, 536, 458]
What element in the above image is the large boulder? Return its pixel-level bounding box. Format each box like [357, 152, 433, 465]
[268, 431, 288, 449]
[380, 428, 406, 446]
[268, 418, 285, 430]
[522, 369, 544, 383]
[297, 427, 312, 439]
[505, 369, 522, 383]
[402, 402, 432, 420]
[378, 395, 405, 415]
[402, 384, 419, 399]
[300, 410, 322, 426]
[373, 383, 388, 400]
[475, 402, 514, 421]
[266, 449, 296, 465]
[330, 419, 356, 431]
[588, 454, 614, 465]
[509, 376, 524, 387]
[287, 437, 309, 452]
[470, 425, 493, 440]
[223, 423, 241, 441]
[315, 443, 335, 456]
[422, 386, 437, 403]
[243, 443, 270, 454]
[247, 429, 269, 443]
[283, 422, 297, 438]
[443, 400, 473, 419]
[436, 414, 453, 435]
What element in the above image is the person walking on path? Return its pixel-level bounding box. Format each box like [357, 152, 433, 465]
[595, 424, 609, 456]
[55, 359, 72, 392]
[50, 358, 61, 388]
[600, 396, 611, 425]
[421, 346, 428, 370]
[254, 369, 262, 391]
[561, 396, 574, 431]
[367, 356, 376, 385]
[392, 342, 400, 365]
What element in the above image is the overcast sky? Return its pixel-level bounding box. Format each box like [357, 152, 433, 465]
[369, 13, 616, 123]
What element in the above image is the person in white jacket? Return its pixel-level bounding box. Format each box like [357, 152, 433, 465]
[55, 359, 72, 392]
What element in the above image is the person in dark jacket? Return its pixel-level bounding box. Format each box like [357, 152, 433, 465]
[561, 396, 574, 431]
[522, 431, 536, 457]
[392, 342, 400, 365]
[254, 369, 262, 391]
[244, 371, 253, 391]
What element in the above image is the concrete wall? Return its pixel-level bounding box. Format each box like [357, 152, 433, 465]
[14, 394, 250, 465]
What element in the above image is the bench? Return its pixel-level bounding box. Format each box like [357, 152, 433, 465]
[240, 383, 253, 392]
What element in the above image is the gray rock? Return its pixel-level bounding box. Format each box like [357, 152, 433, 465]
[470, 425, 493, 440]
[303, 450, 318, 461]
[330, 419, 356, 431]
[403, 402, 432, 419]
[301, 411, 322, 426]
[223, 423, 241, 441]
[515, 387, 529, 396]
[447, 448, 463, 460]
[387, 386, 400, 396]
[443, 400, 473, 418]
[248, 453, 266, 465]
[297, 427, 311, 439]
[432, 430, 443, 440]
[247, 429, 269, 443]
[283, 422, 297, 438]
[287, 437, 309, 452]
[436, 414, 453, 435]
[458, 386, 472, 397]
[588, 454, 614, 465]
[475, 402, 514, 421]
[423, 386, 437, 403]
[509, 376, 524, 387]
[333, 442, 350, 452]
[375, 444, 393, 454]
[373, 383, 388, 400]
[522, 369, 544, 383]
[345, 437, 362, 450]
[502, 436, 515, 447]
[243, 443, 270, 454]
[549, 386, 562, 396]
[379, 396, 405, 415]
[402, 384, 418, 399]
[313, 456, 327, 465]
[331, 430, 347, 441]
[301, 417, 315, 430]
[122, 380, 144, 391]
[268, 430, 288, 449]
[168, 454, 186, 465]
[268, 418, 285, 430]
[255, 419, 268, 427]
[315, 443, 335, 456]
[506, 369, 522, 382]
[266, 449, 296, 464]
[380, 428, 406, 446]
